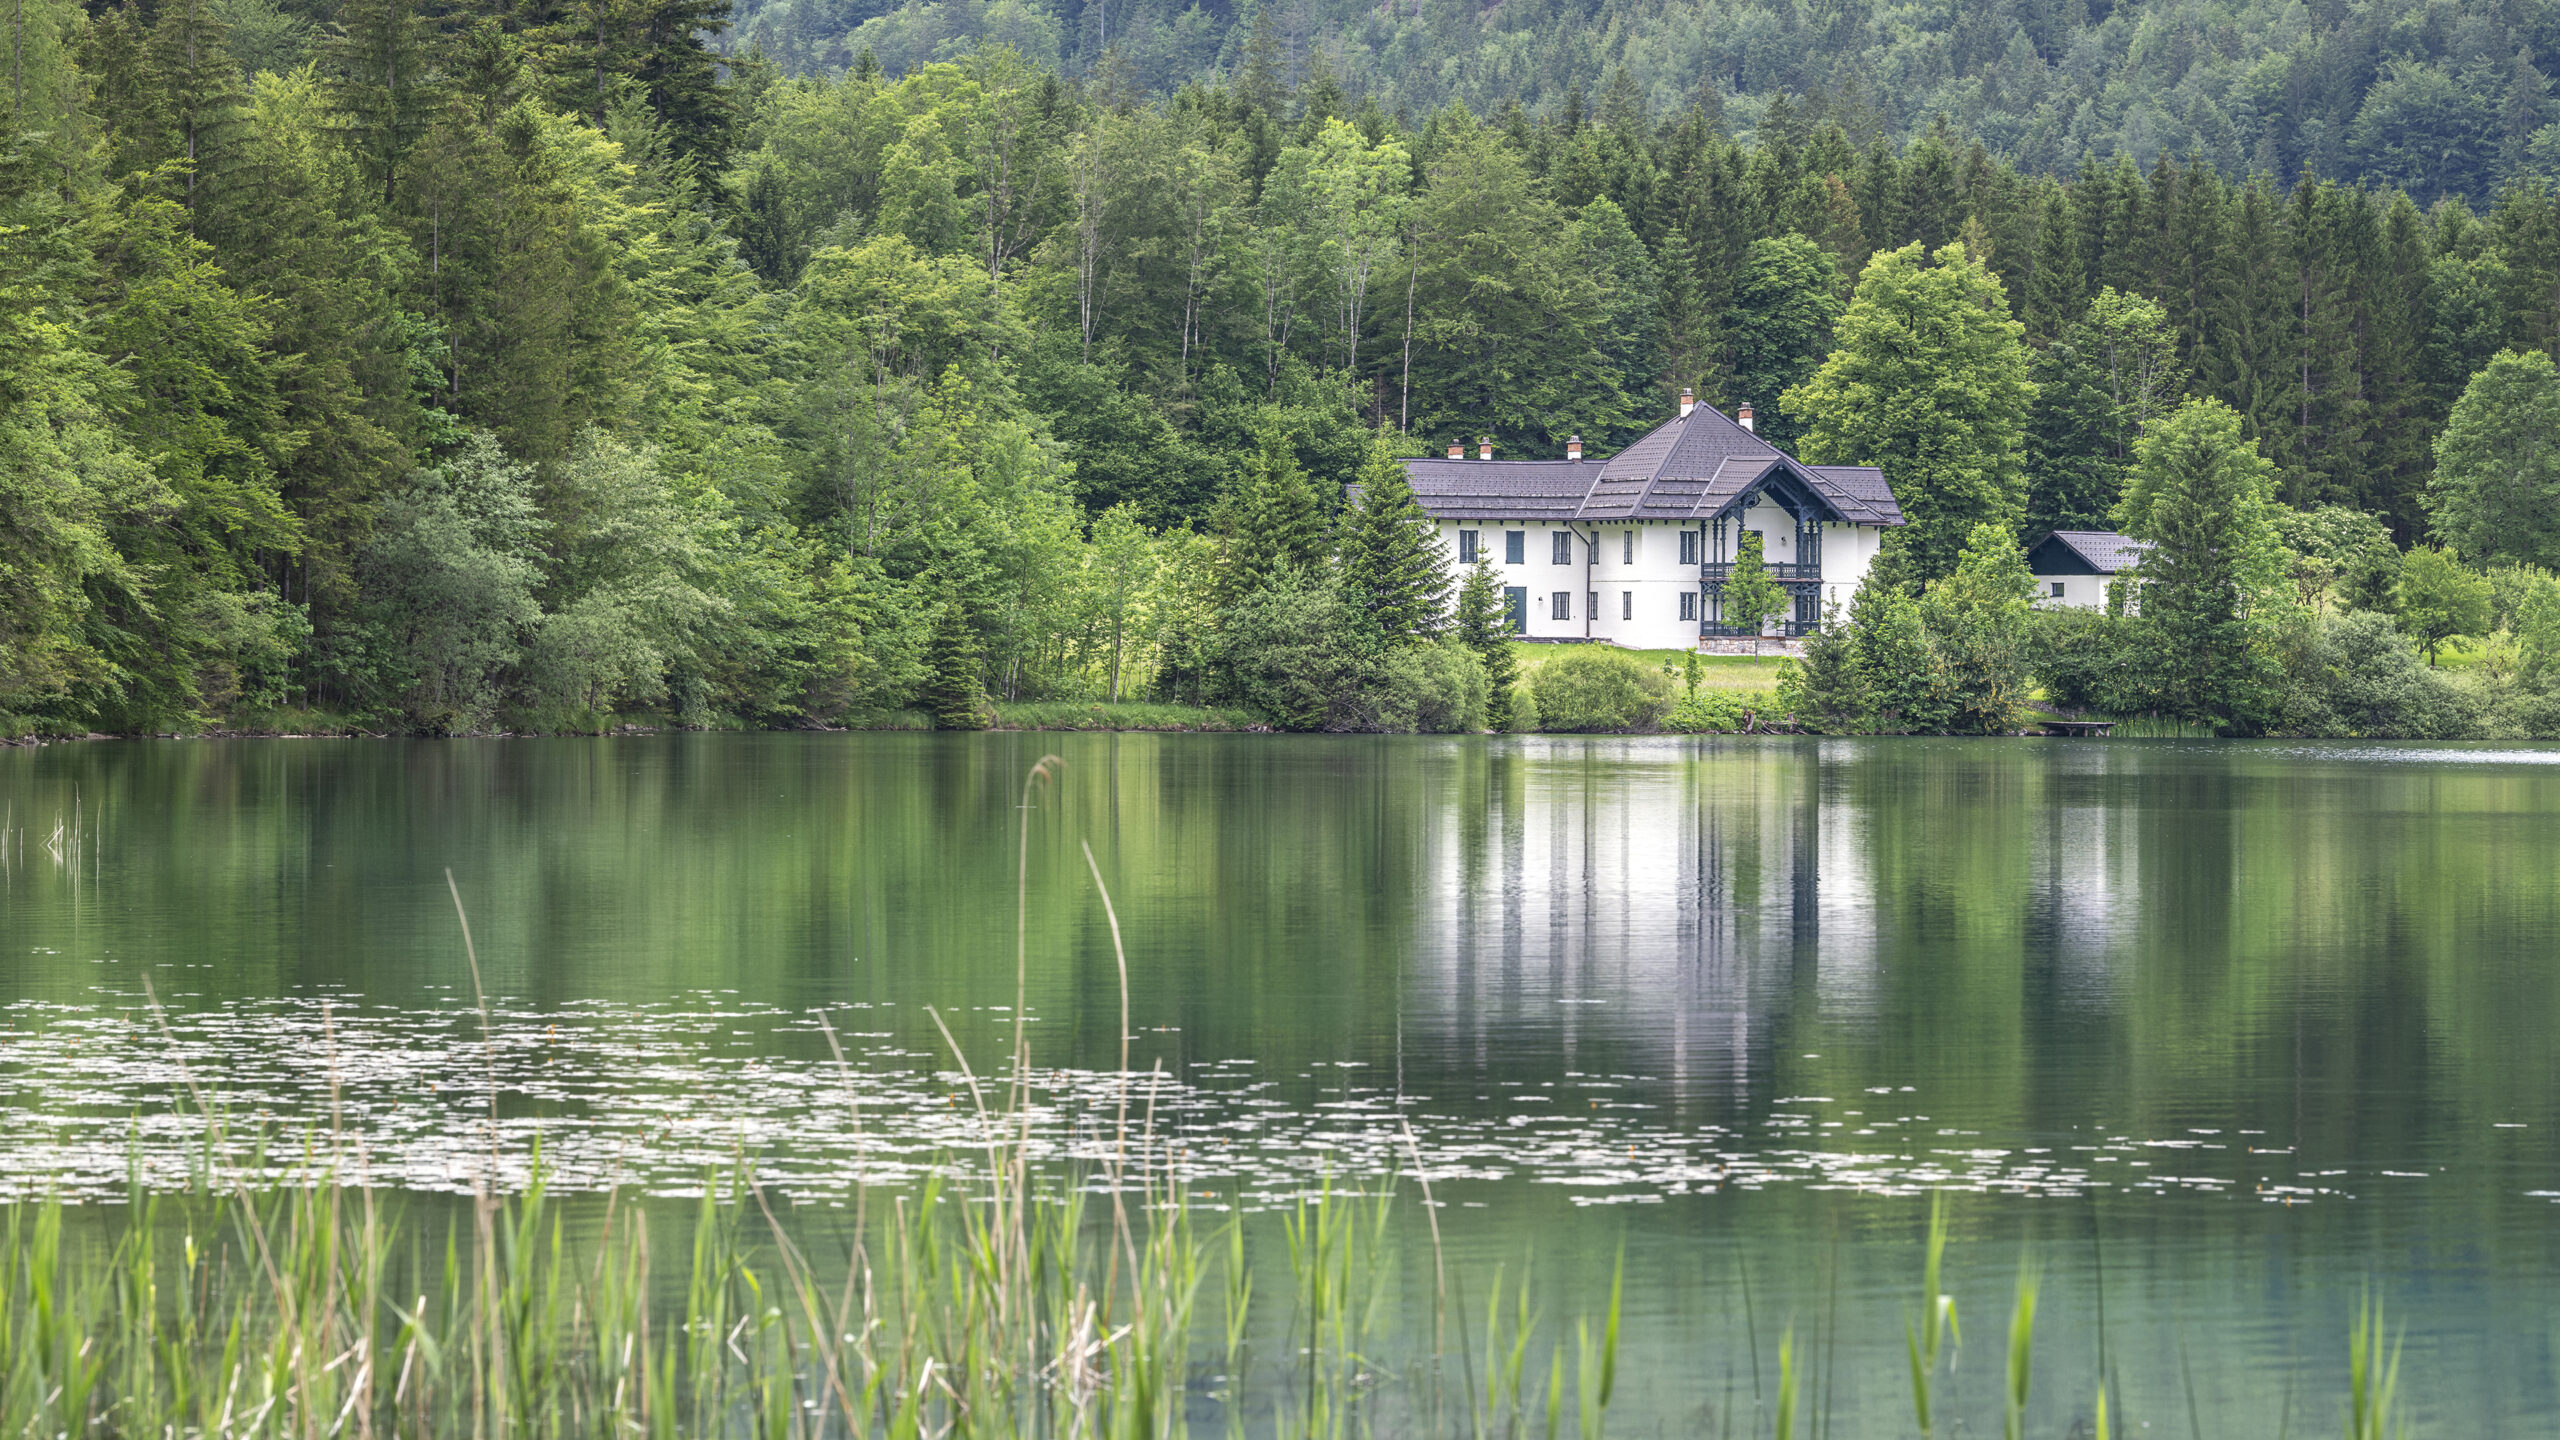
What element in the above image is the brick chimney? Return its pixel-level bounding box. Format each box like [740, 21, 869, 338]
[1566, 435, 1583, 461]
[1679, 387, 1696, 418]
[1738, 404, 1755, 432]
[1477, 436, 1494, 460]
[1447, 439, 1463, 459]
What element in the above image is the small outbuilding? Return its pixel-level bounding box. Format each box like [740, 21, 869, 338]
[2027, 530, 2150, 610]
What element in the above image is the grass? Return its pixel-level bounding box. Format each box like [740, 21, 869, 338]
[991, 701, 1260, 731]
[1508, 643, 1788, 694]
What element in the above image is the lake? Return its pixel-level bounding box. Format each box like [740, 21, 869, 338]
[3, 732, 2557, 1434]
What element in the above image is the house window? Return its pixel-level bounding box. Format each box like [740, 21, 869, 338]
[1505, 530, 1525, 564]
[1679, 530, 1699, 565]
[2049, 581, 2065, 598]
[1459, 529, 1480, 563]
[1622, 531, 1634, 564]
[1680, 591, 1697, 620]
[1588, 590, 1598, 620]
[1621, 590, 1633, 620]
[1551, 531, 1573, 565]
[1551, 591, 1571, 620]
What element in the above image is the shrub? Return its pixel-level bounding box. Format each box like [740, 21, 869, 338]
[1381, 640, 1490, 733]
[2027, 606, 2134, 713]
[1662, 689, 1781, 733]
[1777, 622, 1864, 732]
[1210, 572, 1372, 731]
[2282, 611, 2477, 739]
[1527, 646, 1671, 732]
[1504, 683, 1541, 733]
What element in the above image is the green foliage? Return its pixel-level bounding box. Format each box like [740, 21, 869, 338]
[2396, 547, 2493, 664]
[1790, 243, 2036, 585]
[1380, 639, 1490, 733]
[2275, 505, 2403, 614]
[1336, 434, 1451, 646]
[922, 595, 988, 729]
[1452, 554, 1519, 729]
[1525, 646, 1670, 732]
[2115, 399, 2292, 731]
[1777, 617, 1865, 733]
[357, 432, 546, 732]
[2428, 349, 2560, 571]
[1719, 234, 1842, 452]
[1919, 524, 2039, 734]
[2284, 611, 2476, 739]
[26, 0, 2560, 740]
[1660, 689, 1780, 733]
[1718, 530, 1787, 645]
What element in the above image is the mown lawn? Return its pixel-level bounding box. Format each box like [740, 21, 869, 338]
[1506, 642, 1788, 694]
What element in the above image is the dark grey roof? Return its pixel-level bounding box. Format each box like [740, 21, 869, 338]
[2036, 530, 2150, 573]
[1401, 459, 1593, 521]
[1400, 406, 1903, 526]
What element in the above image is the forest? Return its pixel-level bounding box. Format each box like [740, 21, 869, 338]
[734, 0, 2560, 212]
[10, 0, 2560, 737]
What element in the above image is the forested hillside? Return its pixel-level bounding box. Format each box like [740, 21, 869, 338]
[8, 0, 2560, 735]
[730, 0, 2560, 205]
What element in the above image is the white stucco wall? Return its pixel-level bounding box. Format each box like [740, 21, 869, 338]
[2032, 574, 2109, 610]
[1433, 515, 1891, 650]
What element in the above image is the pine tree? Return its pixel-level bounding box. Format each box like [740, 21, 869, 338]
[1452, 553, 1517, 729]
[2024, 183, 2084, 343]
[145, 0, 254, 236]
[1336, 437, 1451, 645]
[321, 0, 442, 206]
[1221, 424, 1329, 601]
[1653, 226, 1714, 398]
[923, 598, 988, 730]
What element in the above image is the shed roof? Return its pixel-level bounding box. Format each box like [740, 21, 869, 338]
[2030, 530, 2151, 574]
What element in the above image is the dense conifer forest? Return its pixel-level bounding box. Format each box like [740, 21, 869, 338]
[10, 0, 2560, 736]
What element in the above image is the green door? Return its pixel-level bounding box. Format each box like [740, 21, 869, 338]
[1504, 587, 1529, 635]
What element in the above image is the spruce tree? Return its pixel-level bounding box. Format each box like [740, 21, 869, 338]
[1336, 436, 1450, 646]
[1452, 553, 1518, 730]
[1221, 425, 1328, 601]
[923, 600, 988, 730]
[145, 0, 254, 236]
[321, 0, 442, 205]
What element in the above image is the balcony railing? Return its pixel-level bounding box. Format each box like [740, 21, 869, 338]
[1700, 561, 1821, 581]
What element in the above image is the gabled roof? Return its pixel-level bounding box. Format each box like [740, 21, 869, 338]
[1400, 459, 1591, 521]
[1397, 405, 1904, 526]
[2029, 530, 2150, 574]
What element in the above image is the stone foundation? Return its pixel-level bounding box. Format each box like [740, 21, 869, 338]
[1695, 637, 1807, 658]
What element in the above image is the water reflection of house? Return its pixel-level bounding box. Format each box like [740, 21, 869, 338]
[1411, 745, 2145, 1091]
[1399, 393, 1905, 650]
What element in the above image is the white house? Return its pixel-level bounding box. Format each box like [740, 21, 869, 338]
[1400, 393, 1905, 649]
[2026, 530, 2149, 611]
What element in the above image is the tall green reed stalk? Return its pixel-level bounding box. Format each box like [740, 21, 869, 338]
[1904, 1191, 1960, 1440]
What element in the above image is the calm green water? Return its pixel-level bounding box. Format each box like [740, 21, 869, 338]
[4, 733, 2559, 1434]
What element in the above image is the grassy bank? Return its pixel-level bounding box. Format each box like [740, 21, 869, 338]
[992, 701, 1262, 731]
[1510, 643, 1788, 695]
